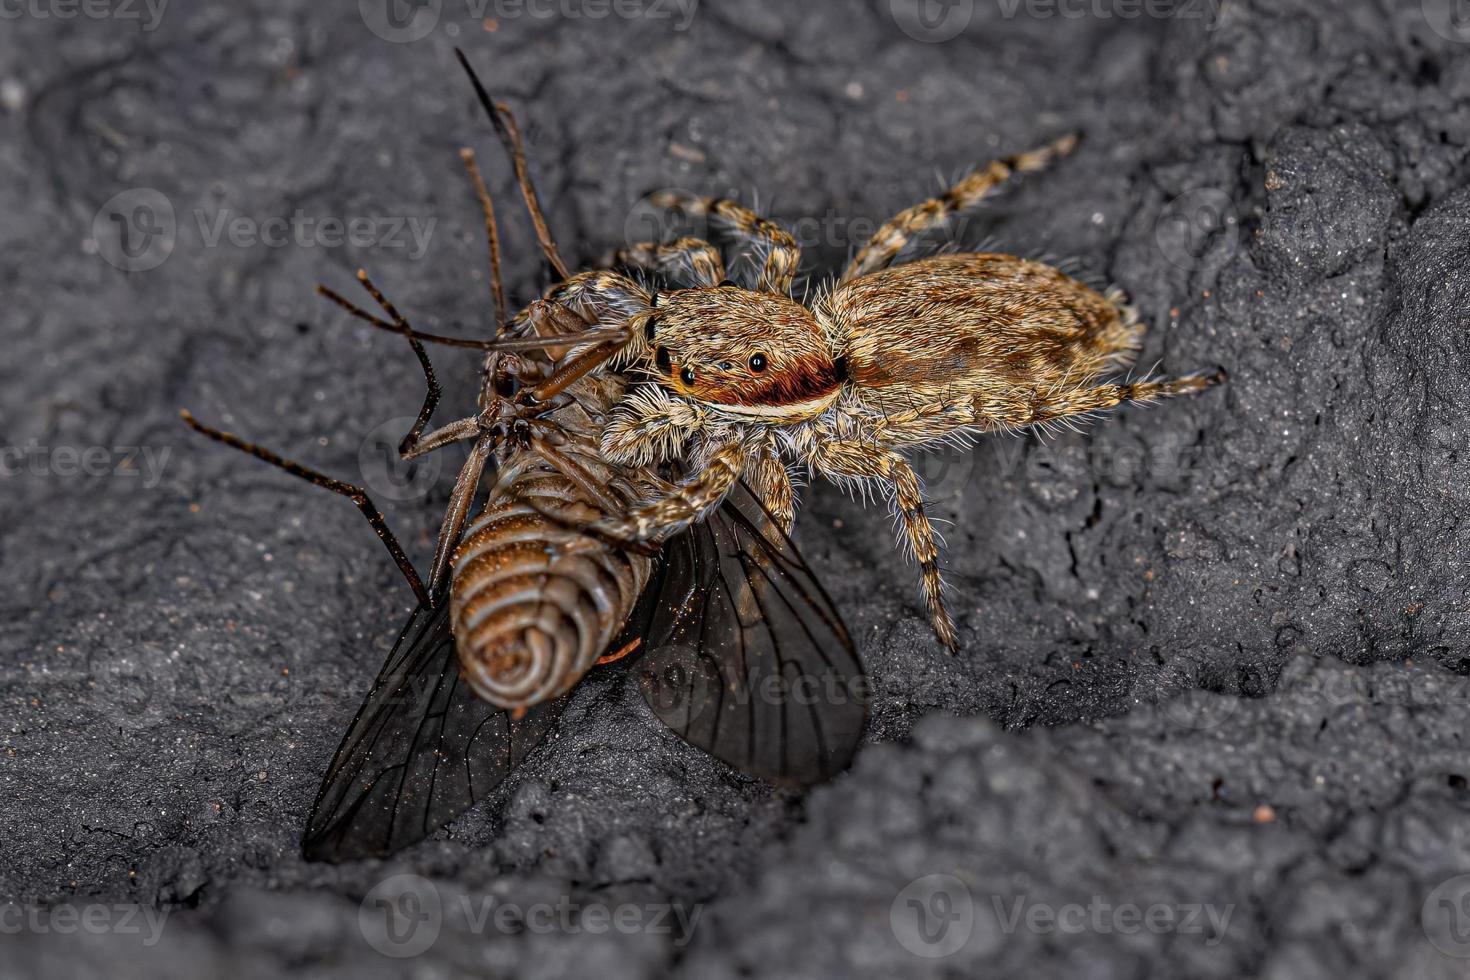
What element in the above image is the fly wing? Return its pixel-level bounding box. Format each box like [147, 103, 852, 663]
[303, 600, 564, 862]
[635, 480, 867, 786]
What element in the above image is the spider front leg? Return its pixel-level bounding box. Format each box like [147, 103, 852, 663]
[599, 439, 748, 543]
[648, 192, 800, 294]
[745, 441, 797, 534]
[806, 436, 958, 653]
[593, 386, 739, 541]
[600, 384, 708, 466]
[606, 236, 726, 288]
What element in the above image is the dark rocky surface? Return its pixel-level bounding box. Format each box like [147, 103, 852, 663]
[5, 0, 1470, 976]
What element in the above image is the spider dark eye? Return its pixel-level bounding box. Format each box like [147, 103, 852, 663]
[749, 353, 767, 372]
[645, 316, 658, 341]
[680, 366, 696, 386]
[656, 346, 672, 373]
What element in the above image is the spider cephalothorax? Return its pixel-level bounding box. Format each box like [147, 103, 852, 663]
[499, 131, 1223, 651]
[640, 286, 844, 421]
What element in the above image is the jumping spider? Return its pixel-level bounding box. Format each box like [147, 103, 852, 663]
[505, 133, 1224, 651]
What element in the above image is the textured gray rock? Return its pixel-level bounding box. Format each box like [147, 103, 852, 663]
[4, 0, 1470, 976]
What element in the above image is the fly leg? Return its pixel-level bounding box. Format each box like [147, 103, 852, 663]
[457, 48, 569, 281]
[316, 270, 448, 460]
[313, 132, 514, 462]
[180, 411, 434, 609]
[596, 638, 642, 666]
[488, 270, 654, 375]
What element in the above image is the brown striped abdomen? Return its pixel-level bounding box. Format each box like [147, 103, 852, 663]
[450, 468, 653, 711]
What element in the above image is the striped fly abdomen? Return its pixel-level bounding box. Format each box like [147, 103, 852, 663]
[450, 464, 653, 711]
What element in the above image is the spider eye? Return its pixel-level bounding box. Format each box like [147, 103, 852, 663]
[645, 316, 658, 341]
[680, 366, 696, 386]
[749, 353, 767, 372]
[656, 346, 672, 373]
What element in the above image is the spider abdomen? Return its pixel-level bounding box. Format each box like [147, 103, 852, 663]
[822, 253, 1143, 430]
